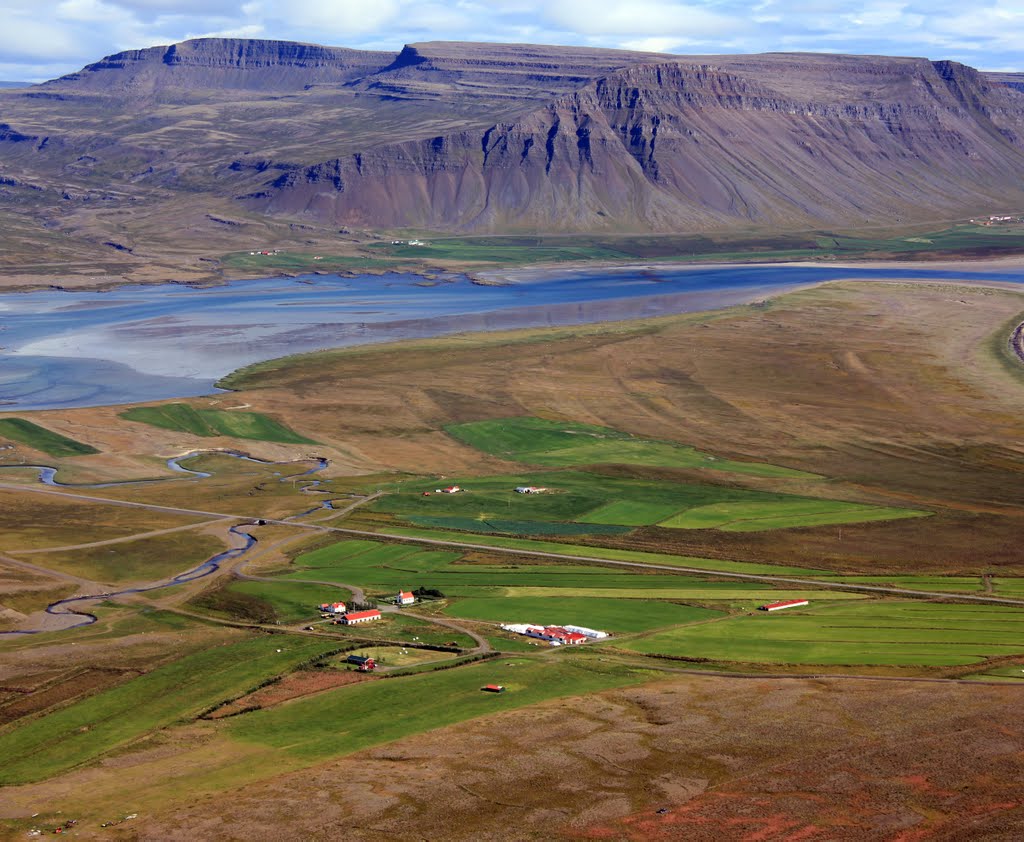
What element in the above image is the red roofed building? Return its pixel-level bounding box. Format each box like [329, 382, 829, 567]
[759, 599, 809, 612]
[341, 609, 382, 624]
[396, 591, 415, 606]
[320, 601, 347, 614]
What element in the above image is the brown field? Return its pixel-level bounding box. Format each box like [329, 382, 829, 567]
[204, 668, 376, 719]
[49, 673, 1024, 842]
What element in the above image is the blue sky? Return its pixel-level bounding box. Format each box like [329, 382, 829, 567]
[0, 0, 1021, 82]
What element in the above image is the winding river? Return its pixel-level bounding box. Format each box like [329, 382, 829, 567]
[0, 451, 330, 637]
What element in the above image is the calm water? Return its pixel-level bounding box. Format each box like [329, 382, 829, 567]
[1, 264, 1022, 411]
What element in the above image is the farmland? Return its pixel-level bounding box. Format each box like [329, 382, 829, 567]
[622, 602, 1024, 666]
[0, 635, 339, 785]
[4, 279, 1024, 834]
[120, 403, 316, 444]
[363, 465, 926, 539]
[0, 418, 99, 457]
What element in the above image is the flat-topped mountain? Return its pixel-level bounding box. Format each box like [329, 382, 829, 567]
[1, 38, 1023, 277]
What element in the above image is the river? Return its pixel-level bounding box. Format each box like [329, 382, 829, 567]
[2, 263, 1023, 411]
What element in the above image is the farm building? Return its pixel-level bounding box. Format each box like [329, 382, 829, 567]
[759, 599, 809, 612]
[500, 622, 606, 643]
[341, 609, 382, 624]
[396, 591, 415, 606]
[346, 655, 377, 671]
[563, 624, 609, 640]
[514, 486, 549, 494]
[319, 602, 347, 614]
[436, 485, 462, 493]
[482, 684, 505, 693]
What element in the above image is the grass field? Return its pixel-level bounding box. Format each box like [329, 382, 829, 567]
[383, 528, 829, 576]
[325, 612, 476, 648]
[445, 417, 816, 478]
[24, 530, 226, 584]
[120, 403, 316, 444]
[369, 468, 922, 537]
[226, 656, 648, 761]
[0, 418, 99, 457]
[660, 500, 929, 532]
[623, 602, 1024, 666]
[0, 635, 339, 785]
[191, 579, 352, 625]
[444, 596, 720, 632]
[339, 645, 452, 668]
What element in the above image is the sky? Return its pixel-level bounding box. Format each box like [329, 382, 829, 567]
[0, 0, 1021, 83]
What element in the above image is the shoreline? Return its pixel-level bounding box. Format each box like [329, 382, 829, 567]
[3, 250, 1024, 295]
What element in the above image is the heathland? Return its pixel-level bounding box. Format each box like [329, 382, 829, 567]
[3, 279, 1024, 837]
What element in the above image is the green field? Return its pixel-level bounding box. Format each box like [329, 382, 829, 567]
[445, 417, 815, 478]
[384, 528, 828, 576]
[623, 602, 1024, 666]
[192, 580, 352, 624]
[221, 251, 401, 273]
[120, 403, 316, 444]
[0, 418, 99, 457]
[407, 515, 630, 536]
[660, 500, 929, 532]
[227, 656, 648, 761]
[0, 635, 339, 784]
[444, 596, 720, 632]
[369, 468, 922, 537]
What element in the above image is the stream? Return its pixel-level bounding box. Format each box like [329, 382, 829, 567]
[0, 450, 330, 636]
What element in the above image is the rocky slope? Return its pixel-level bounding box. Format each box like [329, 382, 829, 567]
[1, 38, 1023, 267]
[249, 51, 1024, 231]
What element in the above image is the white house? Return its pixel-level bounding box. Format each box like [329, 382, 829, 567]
[396, 591, 415, 606]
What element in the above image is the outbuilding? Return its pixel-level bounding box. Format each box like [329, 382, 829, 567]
[396, 591, 415, 606]
[341, 609, 382, 624]
[759, 599, 809, 612]
[481, 684, 506, 693]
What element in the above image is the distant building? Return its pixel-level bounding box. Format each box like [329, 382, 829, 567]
[563, 624, 609, 640]
[514, 486, 549, 494]
[440, 485, 462, 493]
[482, 684, 505, 693]
[342, 609, 382, 624]
[396, 591, 415, 606]
[319, 602, 347, 614]
[759, 599, 809, 612]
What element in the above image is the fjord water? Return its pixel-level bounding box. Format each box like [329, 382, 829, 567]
[1, 264, 1022, 411]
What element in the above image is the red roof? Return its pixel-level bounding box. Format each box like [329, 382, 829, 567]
[399, 591, 414, 599]
[562, 632, 587, 643]
[344, 609, 381, 620]
[762, 599, 809, 610]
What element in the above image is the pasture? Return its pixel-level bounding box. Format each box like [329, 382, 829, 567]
[192, 580, 352, 625]
[660, 499, 928, 532]
[226, 656, 647, 761]
[0, 635, 339, 785]
[23, 529, 227, 584]
[368, 467, 924, 537]
[445, 416, 816, 478]
[623, 602, 1024, 667]
[120, 403, 316, 444]
[443, 595, 720, 632]
[0, 418, 99, 457]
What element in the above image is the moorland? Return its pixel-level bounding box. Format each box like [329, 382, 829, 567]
[3, 277, 1024, 838]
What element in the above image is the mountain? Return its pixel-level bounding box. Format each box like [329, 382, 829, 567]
[1, 38, 1023, 278]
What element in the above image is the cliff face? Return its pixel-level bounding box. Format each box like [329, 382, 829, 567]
[44, 38, 394, 98]
[2, 39, 1024, 247]
[249, 54, 1024, 231]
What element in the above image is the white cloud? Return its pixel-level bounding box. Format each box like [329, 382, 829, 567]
[0, 0, 1020, 82]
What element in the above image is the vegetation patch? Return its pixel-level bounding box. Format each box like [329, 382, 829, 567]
[28, 531, 226, 584]
[0, 418, 98, 457]
[226, 657, 648, 761]
[0, 635, 339, 785]
[445, 417, 816, 478]
[445, 595, 720, 633]
[192, 580, 351, 625]
[120, 403, 316, 444]
[407, 515, 630, 536]
[660, 500, 929, 532]
[623, 602, 1024, 667]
